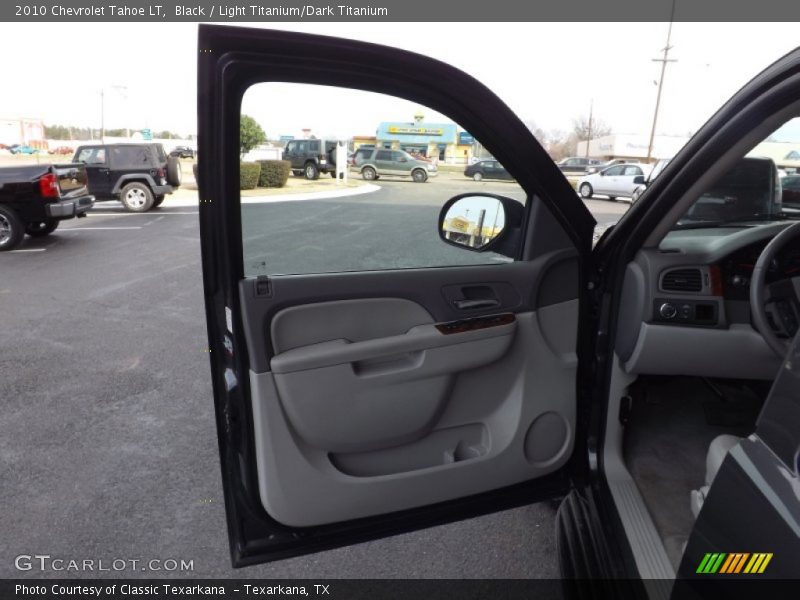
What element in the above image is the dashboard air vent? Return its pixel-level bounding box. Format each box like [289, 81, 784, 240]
[662, 268, 703, 292]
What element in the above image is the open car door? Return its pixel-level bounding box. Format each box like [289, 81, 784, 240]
[197, 24, 596, 567]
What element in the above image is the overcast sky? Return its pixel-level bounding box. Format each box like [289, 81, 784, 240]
[1, 22, 798, 138]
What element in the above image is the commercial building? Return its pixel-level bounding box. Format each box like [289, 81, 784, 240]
[370, 113, 475, 164]
[0, 117, 46, 148]
[577, 133, 800, 171]
[576, 134, 690, 162]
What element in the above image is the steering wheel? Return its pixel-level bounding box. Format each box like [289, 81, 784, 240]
[750, 221, 800, 357]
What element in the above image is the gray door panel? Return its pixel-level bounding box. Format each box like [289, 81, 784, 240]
[240, 253, 578, 373]
[249, 303, 578, 527]
[271, 297, 433, 354]
[238, 254, 579, 527]
[271, 314, 516, 453]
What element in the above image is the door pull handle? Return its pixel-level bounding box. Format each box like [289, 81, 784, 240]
[453, 299, 500, 310]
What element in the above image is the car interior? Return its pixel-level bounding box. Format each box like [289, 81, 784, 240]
[602, 109, 800, 579]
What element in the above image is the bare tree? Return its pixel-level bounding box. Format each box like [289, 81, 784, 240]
[572, 115, 611, 142]
[544, 129, 578, 161]
[523, 120, 548, 145]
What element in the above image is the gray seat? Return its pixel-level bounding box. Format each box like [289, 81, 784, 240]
[690, 434, 742, 518]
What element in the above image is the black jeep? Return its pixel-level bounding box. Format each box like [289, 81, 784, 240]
[282, 138, 342, 179]
[72, 143, 182, 212]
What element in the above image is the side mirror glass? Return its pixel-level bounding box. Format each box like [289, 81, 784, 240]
[439, 194, 506, 251]
[633, 175, 645, 184]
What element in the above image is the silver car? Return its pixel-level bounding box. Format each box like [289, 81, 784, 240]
[577, 163, 653, 201]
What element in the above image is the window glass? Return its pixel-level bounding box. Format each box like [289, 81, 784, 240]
[661, 116, 800, 235]
[110, 146, 149, 165]
[604, 165, 624, 176]
[76, 148, 107, 164]
[623, 166, 642, 176]
[782, 176, 800, 190]
[240, 83, 526, 276]
[76, 148, 103, 164]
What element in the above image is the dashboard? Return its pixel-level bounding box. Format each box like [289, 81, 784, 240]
[720, 239, 800, 300]
[615, 221, 794, 381]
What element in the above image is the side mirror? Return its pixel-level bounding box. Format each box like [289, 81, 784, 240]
[438, 193, 523, 255]
[633, 175, 645, 185]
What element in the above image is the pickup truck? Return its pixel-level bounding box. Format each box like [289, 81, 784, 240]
[0, 163, 94, 251]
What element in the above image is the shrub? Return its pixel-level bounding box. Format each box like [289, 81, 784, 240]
[257, 160, 291, 188]
[240, 162, 261, 190]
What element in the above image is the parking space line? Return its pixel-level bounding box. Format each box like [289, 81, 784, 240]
[62, 226, 143, 231]
[87, 212, 198, 216]
[8, 248, 47, 253]
[143, 216, 166, 226]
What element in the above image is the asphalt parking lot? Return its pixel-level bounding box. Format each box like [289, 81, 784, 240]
[0, 177, 627, 578]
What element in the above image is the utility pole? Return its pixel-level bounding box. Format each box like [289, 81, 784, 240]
[585, 98, 593, 159]
[100, 88, 104, 143]
[646, 0, 677, 163]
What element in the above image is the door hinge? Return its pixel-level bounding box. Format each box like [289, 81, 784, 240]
[254, 275, 272, 298]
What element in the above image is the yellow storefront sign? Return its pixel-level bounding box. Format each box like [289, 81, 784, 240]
[387, 126, 444, 136]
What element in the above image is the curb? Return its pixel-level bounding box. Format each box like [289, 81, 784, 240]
[241, 183, 380, 204]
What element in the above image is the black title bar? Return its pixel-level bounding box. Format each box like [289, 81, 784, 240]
[4, 0, 800, 22]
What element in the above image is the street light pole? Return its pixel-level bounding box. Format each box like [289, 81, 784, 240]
[646, 0, 677, 163]
[585, 98, 593, 159]
[100, 88, 105, 143]
[100, 85, 129, 141]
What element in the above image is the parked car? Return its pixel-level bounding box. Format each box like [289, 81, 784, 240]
[283, 138, 343, 179]
[631, 158, 671, 202]
[351, 146, 374, 167]
[9, 145, 40, 155]
[585, 158, 640, 174]
[463, 159, 513, 182]
[198, 26, 800, 584]
[48, 146, 74, 155]
[0, 163, 94, 250]
[72, 143, 181, 212]
[556, 156, 604, 173]
[170, 146, 195, 159]
[351, 147, 437, 182]
[576, 162, 652, 201]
